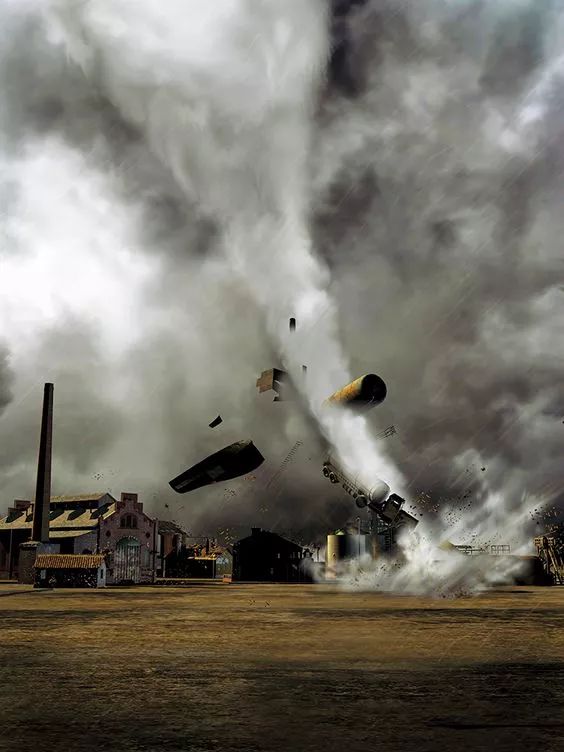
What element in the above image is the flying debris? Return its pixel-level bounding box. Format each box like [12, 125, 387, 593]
[256, 368, 288, 401]
[376, 425, 396, 440]
[323, 373, 387, 411]
[265, 440, 304, 490]
[169, 440, 265, 494]
[289, 317, 296, 332]
[208, 415, 223, 428]
[322, 454, 418, 529]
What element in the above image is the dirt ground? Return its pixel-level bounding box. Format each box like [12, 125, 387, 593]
[0, 582, 563, 752]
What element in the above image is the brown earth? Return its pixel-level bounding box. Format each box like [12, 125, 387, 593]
[0, 582, 563, 752]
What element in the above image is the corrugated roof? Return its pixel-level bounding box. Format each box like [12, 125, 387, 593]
[0, 504, 116, 531]
[0, 512, 33, 530]
[50, 494, 110, 502]
[49, 530, 93, 539]
[35, 554, 105, 570]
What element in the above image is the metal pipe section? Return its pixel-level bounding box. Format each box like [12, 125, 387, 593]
[323, 373, 387, 410]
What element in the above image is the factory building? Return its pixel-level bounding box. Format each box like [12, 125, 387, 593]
[0, 492, 157, 584]
[232, 528, 312, 582]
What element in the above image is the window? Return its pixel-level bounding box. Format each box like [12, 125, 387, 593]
[120, 514, 138, 529]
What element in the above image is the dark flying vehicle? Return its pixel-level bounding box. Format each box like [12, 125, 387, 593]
[170, 440, 265, 494]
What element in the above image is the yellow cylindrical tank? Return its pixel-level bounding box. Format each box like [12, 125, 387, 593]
[325, 532, 370, 579]
[323, 374, 387, 410]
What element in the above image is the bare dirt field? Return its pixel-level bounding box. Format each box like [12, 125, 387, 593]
[0, 582, 563, 752]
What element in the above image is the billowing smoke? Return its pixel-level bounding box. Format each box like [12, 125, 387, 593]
[1, 0, 563, 565]
[42, 0, 404, 497]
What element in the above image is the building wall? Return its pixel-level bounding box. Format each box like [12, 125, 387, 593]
[0, 530, 32, 578]
[99, 493, 156, 583]
[35, 565, 106, 588]
[73, 532, 98, 555]
[232, 530, 310, 582]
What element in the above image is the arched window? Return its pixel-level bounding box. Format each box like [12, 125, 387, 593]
[120, 514, 138, 529]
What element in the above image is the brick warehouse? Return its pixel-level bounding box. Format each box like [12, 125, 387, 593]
[0, 492, 157, 584]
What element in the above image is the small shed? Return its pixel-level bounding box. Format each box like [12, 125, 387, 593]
[34, 553, 107, 588]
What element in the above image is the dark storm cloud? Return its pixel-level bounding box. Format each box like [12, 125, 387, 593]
[314, 0, 564, 511]
[0, 321, 123, 495]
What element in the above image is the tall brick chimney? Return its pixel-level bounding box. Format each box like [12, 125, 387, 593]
[32, 383, 54, 543]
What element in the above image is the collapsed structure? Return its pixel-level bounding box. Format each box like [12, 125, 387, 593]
[535, 528, 564, 585]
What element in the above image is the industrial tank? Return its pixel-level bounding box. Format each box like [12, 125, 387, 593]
[326, 531, 370, 579]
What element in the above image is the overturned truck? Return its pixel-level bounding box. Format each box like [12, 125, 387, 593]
[322, 454, 418, 530]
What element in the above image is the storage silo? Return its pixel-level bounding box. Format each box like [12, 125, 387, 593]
[325, 530, 370, 579]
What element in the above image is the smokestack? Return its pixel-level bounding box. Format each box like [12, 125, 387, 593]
[32, 383, 54, 544]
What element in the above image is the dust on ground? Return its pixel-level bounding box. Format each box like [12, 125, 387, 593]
[1, 582, 563, 752]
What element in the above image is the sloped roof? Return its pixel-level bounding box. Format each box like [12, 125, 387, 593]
[0, 511, 33, 530]
[50, 494, 112, 503]
[234, 529, 303, 550]
[0, 503, 116, 531]
[158, 520, 186, 535]
[35, 554, 105, 570]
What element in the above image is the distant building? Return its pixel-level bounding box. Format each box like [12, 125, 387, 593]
[162, 536, 233, 579]
[34, 554, 107, 588]
[0, 492, 157, 584]
[232, 528, 312, 582]
[157, 520, 187, 577]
